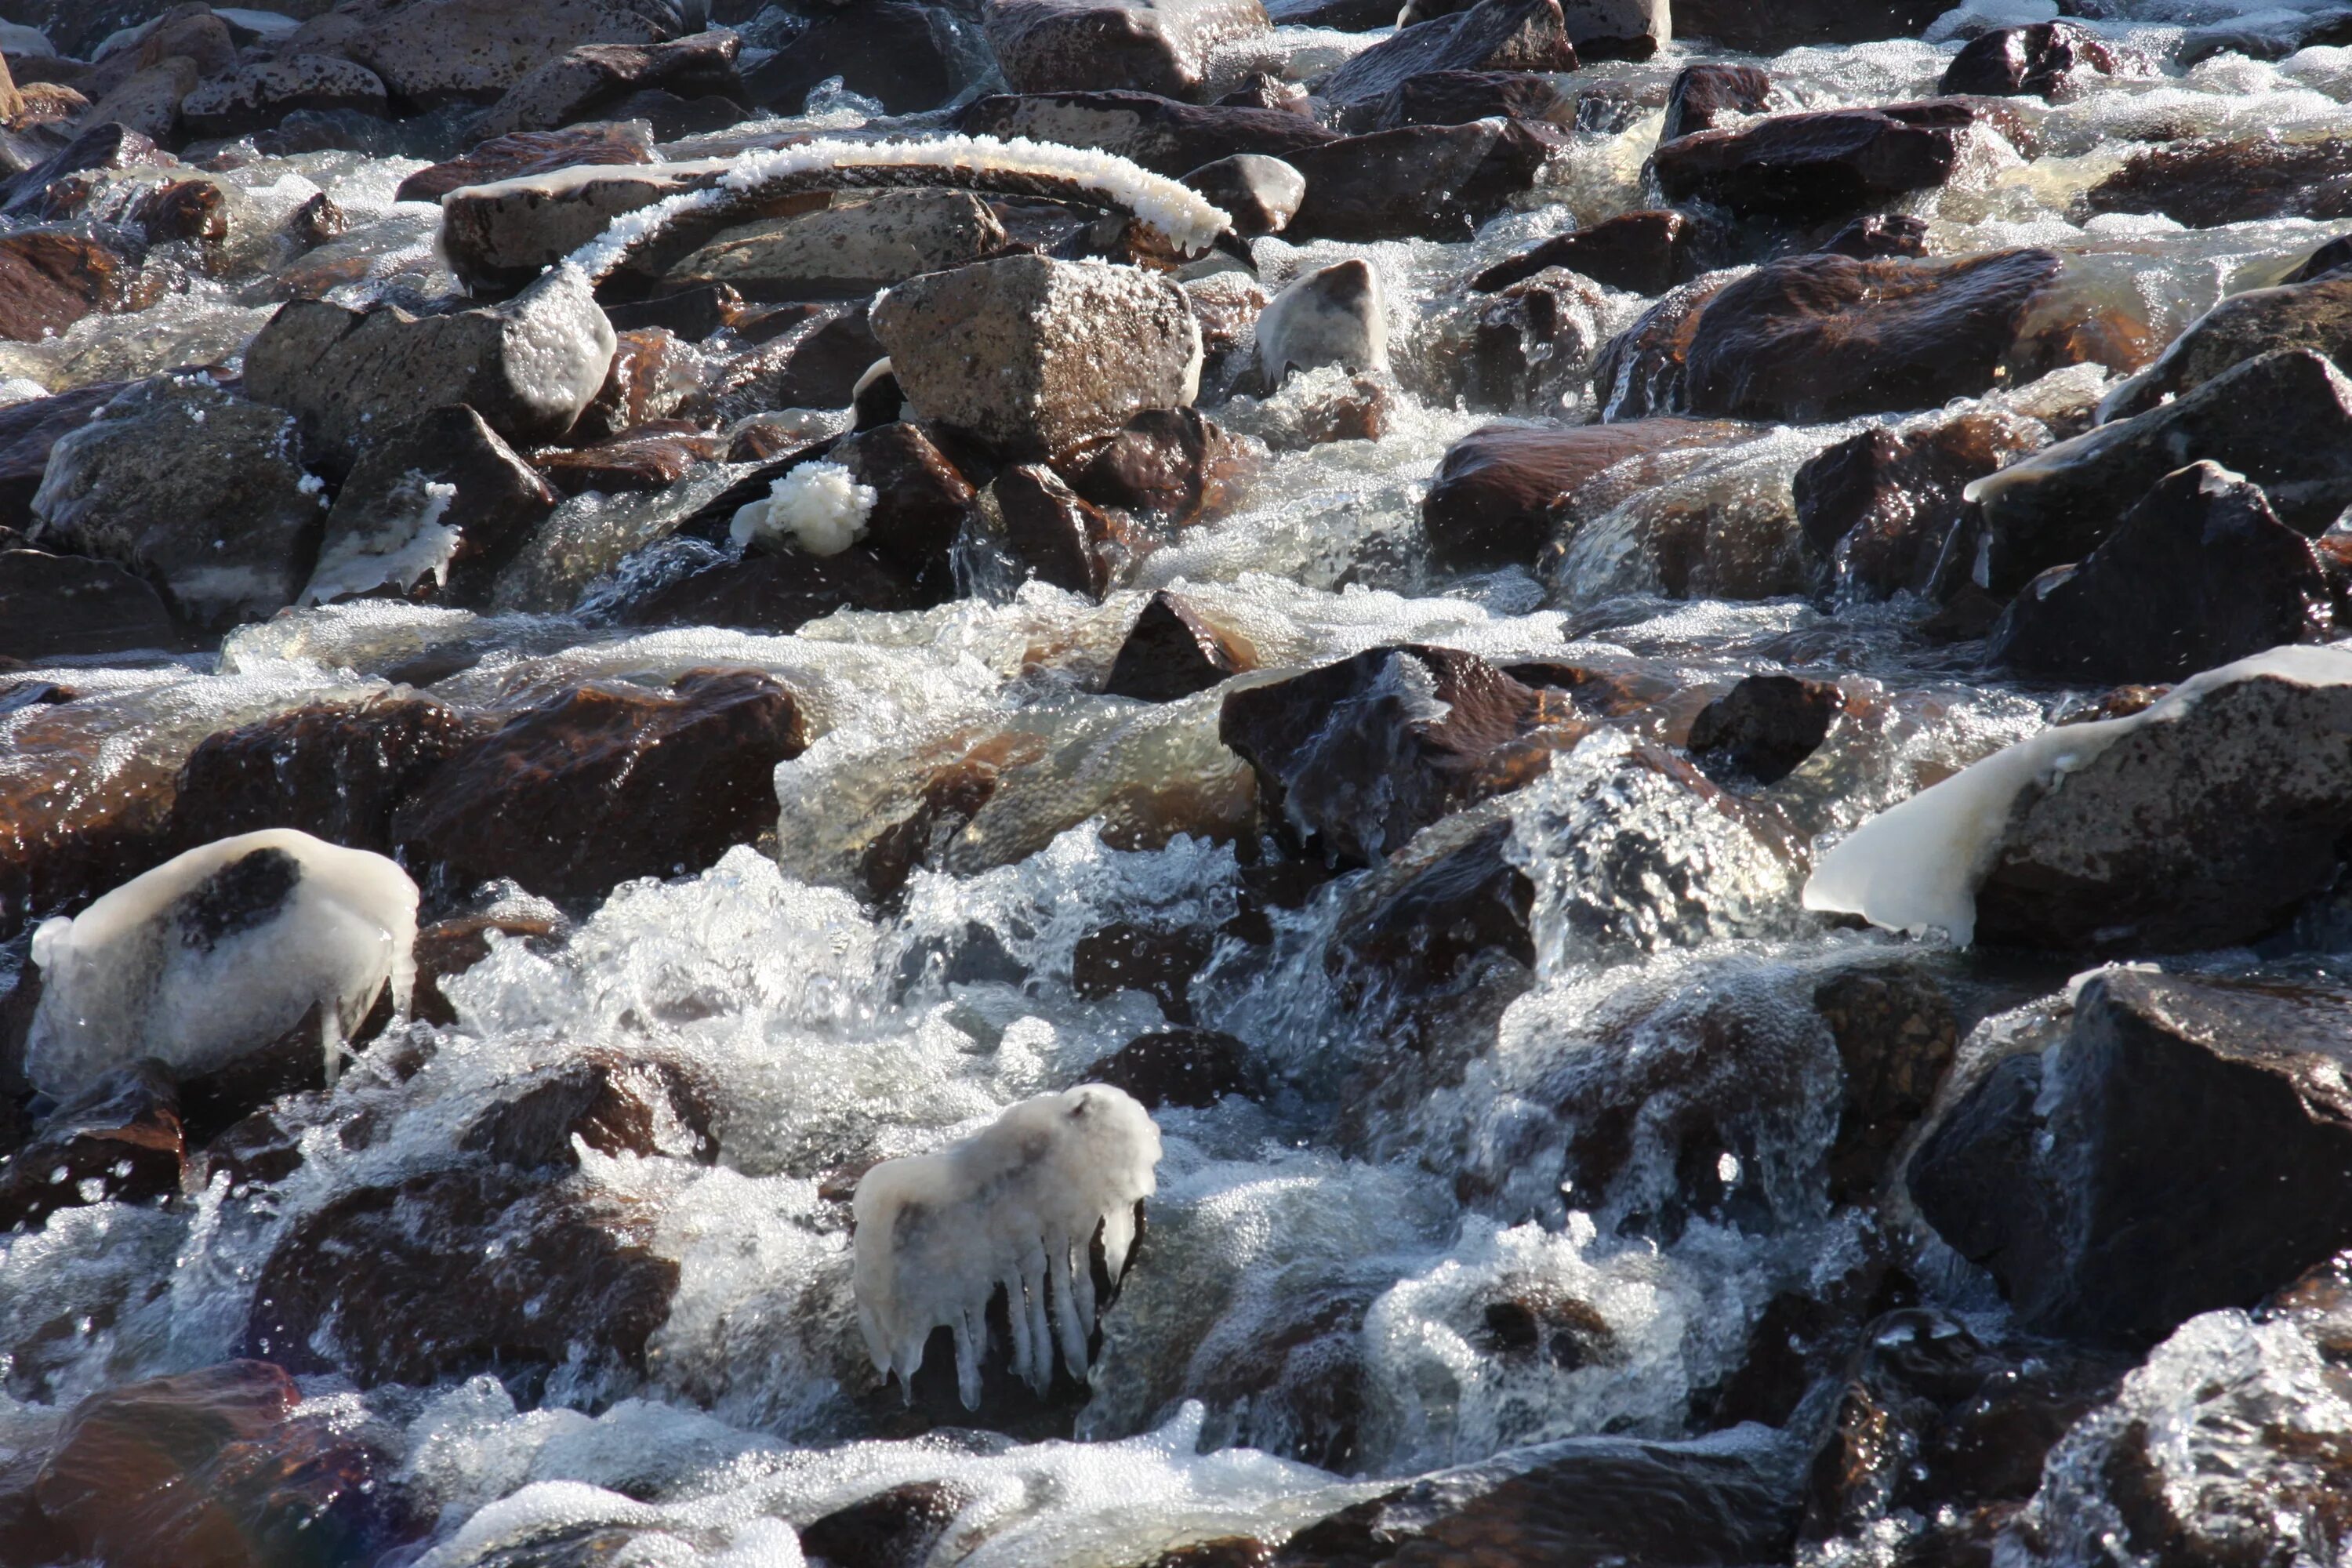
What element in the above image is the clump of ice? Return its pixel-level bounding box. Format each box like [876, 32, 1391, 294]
[852, 1084, 1163, 1406]
[26, 829, 418, 1099]
[299, 477, 461, 606]
[729, 462, 877, 557]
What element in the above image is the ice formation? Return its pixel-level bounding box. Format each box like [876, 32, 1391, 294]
[728, 462, 877, 557]
[26, 829, 419, 1098]
[1256, 259, 1391, 387]
[1803, 644, 2352, 943]
[852, 1084, 1163, 1407]
[299, 477, 461, 606]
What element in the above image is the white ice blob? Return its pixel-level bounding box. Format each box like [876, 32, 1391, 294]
[852, 1083, 1163, 1407]
[729, 461, 878, 558]
[26, 829, 418, 1099]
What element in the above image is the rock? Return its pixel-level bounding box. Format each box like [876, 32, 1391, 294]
[1180, 153, 1302, 236]
[1421, 417, 1748, 569]
[871, 255, 1200, 460]
[335, 0, 679, 107]
[2100, 271, 2352, 422]
[2085, 132, 2352, 229]
[1363, 68, 1574, 131]
[829, 420, 983, 596]
[1472, 209, 1707, 296]
[1671, 0, 1944, 53]
[998, 461, 1133, 597]
[32, 1360, 421, 1568]
[984, 0, 1272, 100]
[1219, 644, 1584, 866]
[618, 546, 921, 635]
[1968, 349, 2352, 596]
[1258, 258, 1388, 387]
[1087, 1028, 1250, 1109]
[799, 1482, 973, 1568]
[0, 383, 127, 534]
[1423, 264, 1609, 416]
[2285, 233, 2352, 285]
[1988, 462, 2332, 684]
[306, 403, 561, 609]
[84, 56, 198, 144]
[1813, 965, 1960, 1204]
[534, 419, 723, 496]
[242, 266, 617, 466]
[960, 89, 1340, 176]
[1815, 211, 1930, 261]
[0, 1062, 182, 1232]
[564, 323, 702, 443]
[1912, 971, 2352, 1345]
[0, 549, 177, 660]
[438, 159, 713, 291]
[1652, 103, 1982, 222]
[178, 53, 388, 140]
[470, 30, 742, 142]
[396, 119, 655, 204]
[1685, 674, 1840, 786]
[0, 227, 145, 343]
[1554, 0, 1664, 59]
[1062, 405, 1250, 525]
[1287, 118, 1565, 242]
[2, 122, 162, 216]
[166, 694, 482, 857]
[1317, 0, 1578, 119]
[460, 1051, 718, 1169]
[1072, 922, 1215, 1018]
[1661, 62, 1773, 142]
[244, 1162, 677, 1388]
[1216, 71, 1313, 109]
[1939, 20, 2117, 100]
[741, 1, 976, 116]
[27, 376, 326, 631]
[1793, 407, 2049, 599]
[393, 667, 806, 905]
[702, 299, 885, 418]
[1105, 590, 1259, 700]
[660, 189, 1010, 300]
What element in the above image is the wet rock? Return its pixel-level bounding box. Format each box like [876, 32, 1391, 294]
[1671, 0, 1945, 53]
[0, 549, 177, 661]
[1287, 118, 1565, 242]
[2085, 132, 2352, 229]
[328, 0, 679, 108]
[1363, 68, 1574, 131]
[395, 119, 656, 204]
[533, 419, 723, 496]
[27, 376, 325, 631]
[243, 267, 617, 466]
[2101, 270, 2352, 421]
[1421, 417, 1748, 569]
[1968, 349, 2352, 596]
[660, 189, 1009, 300]
[1685, 674, 1840, 786]
[1660, 62, 1773, 141]
[393, 667, 807, 905]
[166, 694, 482, 858]
[1318, 0, 1578, 119]
[618, 546, 921, 634]
[1180, 153, 1302, 236]
[460, 1052, 719, 1170]
[704, 299, 884, 419]
[32, 1359, 422, 1568]
[2285, 232, 2352, 285]
[409, 912, 560, 1026]
[0, 382, 126, 534]
[1087, 1028, 1250, 1109]
[1940, 20, 2117, 100]
[1216, 71, 1313, 110]
[742, 1, 975, 116]
[998, 460, 1133, 597]
[800, 1481, 973, 1568]
[1793, 407, 2049, 600]
[1815, 211, 1931, 261]
[2, 122, 163, 217]
[871, 255, 1200, 460]
[0, 226, 145, 343]
[1987, 462, 2332, 684]
[829, 421, 983, 596]
[470, 30, 742, 141]
[1472, 209, 1708, 296]
[1913, 971, 2352, 1345]
[1424, 264, 1610, 416]
[1071, 922, 1214, 1019]
[1062, 405, 1250, 525]
[1813, 964, 1959, 1203]
[179, 54, 389, 140]
[985, 0, 1272, 100]
[1651, 103, 1980, 222]
[564, 323, 702, 443]
[0, 1062, 182, 1232]
[1220, 644, 1584, 866]
[244, 1163, 677, 1388]
[1105, 590, 1260, 700]
[959, 90, 1340, 176]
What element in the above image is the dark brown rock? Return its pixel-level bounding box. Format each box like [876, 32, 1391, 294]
[984, 0, 1273, 101]
[0, 548, 178, 662]
[1318, 0, 1577, 119]
[999, 461, 1133, 598]
[316, 402, 561, 610]
[0, 227, 143, 343]
[1671, 0, 1946, 53]
[460, 1053, 719, 1171]
[1364, 68, 1574, 131]
[1471, 209, 1707, 295]
[1652, 103, 1979, 222]
[394, 120, 657, 205]
[958, 90, 1341, 176]
[0, 1063, 183, 1232]
[1940, 20, 2118, 100]
[618, 546, 922, 635]
[0, 381, 131, 534]
[409, 913, 561, 1028]
[1087, 1028, 1250, 1109]
[534, 419, 726, 496]
[744, 2, 975, 115]
[1660, 61, 1773, 141]
[1061, 406, 1250, 526]
[1814, 211, 1931, 260]
[1104, 590, 1260, 701]
[2, 122, 163, 217]
[705, 300, 885, 419]
[799, 1481, 974, 1568]
[1794, 408, 2049, 600]
[1685, 674, 1841, 786]
[2286, 232, 2352, 284]
[470, 31, 745, 143]
[1179, 152, 1304, 236]
[1814, 964, 1959, 1203]
[1287, 118, 1566, 242]
[833, 422, 982, 597]
[1421, 418, 1749, 568]
[1072, 924, 1215, 1021]
[2086, 132, 2352, 229]
[2100, 271, 2352, 421]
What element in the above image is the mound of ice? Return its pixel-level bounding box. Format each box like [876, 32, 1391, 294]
[27, 829, 418, 1098]
[852, 1084, 1163, 1407]
[729, 462, 877, 558]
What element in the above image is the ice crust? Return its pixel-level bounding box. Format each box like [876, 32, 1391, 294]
[729, 461, 877, 557]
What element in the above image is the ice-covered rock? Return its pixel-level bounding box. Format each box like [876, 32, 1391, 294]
[1255, 258, 1389, 388]
[25, 829, 419, 1102]
[852, 1084, 1163, 1407]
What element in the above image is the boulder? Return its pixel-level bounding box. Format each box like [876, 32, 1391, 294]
[1287, 118, 1565, 242]
[392, 667, 807, 904]
[870, 255, 1200, 459]
[1104, 590, 1260, 699]
[178, 54, 388, 140]
[2285, 232, 2352, 285]
[0, 382, 128, 533]
[27, 376, 326, 631]
[1180, 152, 1303, 236]
[469, 30, 744, 142]
[0, 549, 177, 660]
[1793, 407, 2049, 600]
[615, 545, 920, 634]
[799, 1484, 974, 1568]
[1471, 209, 1708, 295]
[659, 189, 1010, 300]
[1421, 417, 1751, 568]
[1987, 462, 2332, 684]
[1813, 964, 1962, 1205]
[1316, 0, 1578, 118]
[1671, 0, 1944, 53]
[959, 89, 1340, 176]
[742, 1, 977, 116]
[828, 420, 984, 596]
[2100, 271, 2352, 422]
[0, 227, 146, 343]
[333, 0, 680, 107]
[1363, 68, 1574, 131]
[1219, 644, 1584, 865]
[984, 0, 1272, 100]
[395, 119, 656, 203]
[1257, 257, 1388, 386]
[2085, 132, 2352, 229]
[1555, 0, 1664, 57]
[998, 461, 1133, 597]
[1062, 405, 1250, 524]
[1660, 62, 1773, 141]
[2, 122, 163, 217]
[83, 57, 198, 144]
[1423, 264, 1610, 416]
[1685, 674, 1841, 786]
[1939, 20, 2117, 100]
[241, 266, 617, 466]
[446, 159, 713, 288]
[702, 300, 884, 418]
[1911, 971, 2352, 1345]
[1652, 103, 1980, 222]
[532, 419, 723, 496]
[459, 1052, 718, 1170]
[0, 1062, 182, 1232]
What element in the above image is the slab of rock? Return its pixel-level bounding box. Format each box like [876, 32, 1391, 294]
[871, 255, 1200, 459]
[1987, 462, 2332, 684]
[532, 419, 722, 496]
[3, 122, 165, 217]
[2100, 271, 2352, 421]
[242, 266, 617, 466]
[1220, 644, 1584, 865]
[1104, 590, 1259, 699]
[661, 189, 1010, 300]
[1287, 118, 1565, 242]
[469, 29, 743, 142]
[1661, 61, 1773, 141]
[1794, 406, 2049, 600]
[0, 227, 145, 343]
[742, 0, 976, 116]
[395, 119, 655, 204]
[1652, 103, 1977, 222]
[985, 0, 1272, 100]
[439, 160, 714, 288]
[0, 548, 177, 660]
[1472, 209, 1707, 295]
[1421, 416, 1751, 568]
[959, 89, 1340, 176]
[2085, 132, 2352, 229]
[334, 0, 679, 107]
[1912, 971, 2352, 1345]
[998, 461, 1133, 596]
[393, 667, 806, 904]
[179, 54, 388, 140]
[1180, 152, 1302, 235]
[27, 376, 325, 630]
[1317, 0, 1578, 118]
[1364, 68, 1574, 131]
[1686, 674, 1841, 786]
[1940, 20, 2117, 100]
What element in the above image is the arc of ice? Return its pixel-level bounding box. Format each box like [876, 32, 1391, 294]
[852, 1083, 1163, 1408]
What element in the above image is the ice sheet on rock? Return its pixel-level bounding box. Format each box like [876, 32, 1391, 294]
[852, 1084, 1163, 1406]
[27, 829, 418, 1098]
[494, 460, 763, 615]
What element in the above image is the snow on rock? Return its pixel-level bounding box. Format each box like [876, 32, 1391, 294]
[852, 1084, 1163, 1408]
[1802, 644, 2352, 945]
[729, 462, 877, 558]
[26, 829, 419, 1100]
